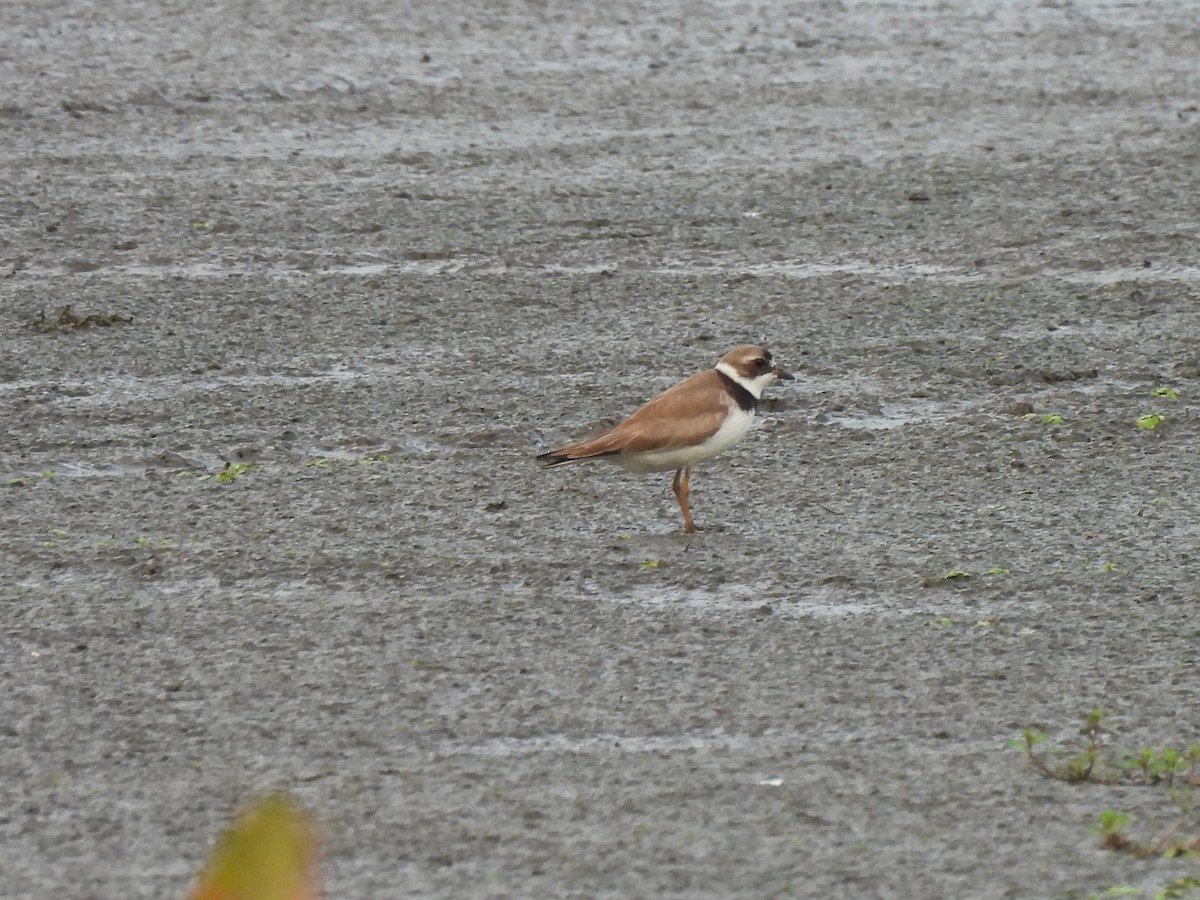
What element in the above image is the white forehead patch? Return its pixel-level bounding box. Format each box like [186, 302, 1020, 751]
[716, 361, 777, 399]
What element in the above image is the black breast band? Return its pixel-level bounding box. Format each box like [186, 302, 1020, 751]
[716, 369, 758, 412]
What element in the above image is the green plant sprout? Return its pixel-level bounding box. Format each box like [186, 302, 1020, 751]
[1008, 709, 1121, 783]
[1123, 745, 1200, 788]
[1094, 876, 1200, 899]
[1090, 807, 1200, 859]
[1158, 875, 1200, 899]
[1010, 711, 1200, 860]
[213, 462, 261, 484]
[1091, 808, 1132, 841]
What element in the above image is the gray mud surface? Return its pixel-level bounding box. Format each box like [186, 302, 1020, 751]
[3, 2, 1200, 897]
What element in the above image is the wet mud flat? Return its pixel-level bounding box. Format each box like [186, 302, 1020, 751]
[3, 2, 1200, 897]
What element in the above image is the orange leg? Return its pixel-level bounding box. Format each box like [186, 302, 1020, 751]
[671, 467, 696, 534]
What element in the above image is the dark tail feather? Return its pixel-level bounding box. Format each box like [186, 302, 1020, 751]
[536, 450, 574, 468]
[536, 447, 620, 468]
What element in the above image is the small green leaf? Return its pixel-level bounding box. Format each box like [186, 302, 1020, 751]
[1091, 808, 1132, 837]
[984, 566, 1009, 575]
[1137, 413, 1164, 430]
[1152, 386, 1180, 399]
[1006, 728, 1048, 753]
[639, 559, 660, 571]
[1023, 412, 1063, 425]
[943, 569, 971, 580]
[214, 462, 261, 484]
[1158, 875, 1200, 899]
[1024, 728, 1049, 747]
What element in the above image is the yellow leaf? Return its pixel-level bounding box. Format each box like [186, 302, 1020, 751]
[189, 794, 319, 900]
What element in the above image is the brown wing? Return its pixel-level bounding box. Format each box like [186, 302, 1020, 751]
[540, 370, 731, 464]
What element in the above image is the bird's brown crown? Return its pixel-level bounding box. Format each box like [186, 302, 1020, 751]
[718, 344, 775, 380]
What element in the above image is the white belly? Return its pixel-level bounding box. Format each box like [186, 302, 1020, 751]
[613, 406, 756, 473]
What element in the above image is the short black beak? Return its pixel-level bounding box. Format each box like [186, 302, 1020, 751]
[773, 366, 795, 381]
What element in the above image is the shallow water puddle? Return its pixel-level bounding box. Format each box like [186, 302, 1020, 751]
[0, 369, 369, 405]
[612, 582, 892, 618]
[997, 320, 1140, 341]
[10, 461, 150, 479]
[437, 732, 797, 759]
[26, 258, 1200, 285]
[819, 398, 948, 431]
